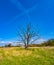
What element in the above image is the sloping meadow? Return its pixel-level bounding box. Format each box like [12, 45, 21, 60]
[0, 47, 54, 65]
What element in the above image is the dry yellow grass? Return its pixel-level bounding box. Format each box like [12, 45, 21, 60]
[0, 47, 32, 57]
[0, 47, 54, 65]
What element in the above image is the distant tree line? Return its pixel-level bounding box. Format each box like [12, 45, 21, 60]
[28, 39, 54, 47]
[42, 39, 54, 46]
[4, 39, 54, 47]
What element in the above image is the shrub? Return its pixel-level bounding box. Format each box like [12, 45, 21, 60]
[5, 43, 12, 47]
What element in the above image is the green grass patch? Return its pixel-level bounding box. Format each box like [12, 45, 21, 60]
[0, 47, 54, 65]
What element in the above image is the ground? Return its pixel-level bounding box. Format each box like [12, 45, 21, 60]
[0, 47, 54, 65]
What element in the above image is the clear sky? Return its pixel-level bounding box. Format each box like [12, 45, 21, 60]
[0, 0, 54, 45]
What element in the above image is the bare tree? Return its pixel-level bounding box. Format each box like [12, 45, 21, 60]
[17, 24, 40, 49]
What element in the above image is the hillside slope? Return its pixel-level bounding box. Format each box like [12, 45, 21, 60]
[0, 47, 54, 65]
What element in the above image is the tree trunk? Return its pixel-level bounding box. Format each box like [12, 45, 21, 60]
[25, 43, 28, 49]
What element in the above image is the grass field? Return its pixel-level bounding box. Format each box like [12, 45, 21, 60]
[0, 47, 54, 65]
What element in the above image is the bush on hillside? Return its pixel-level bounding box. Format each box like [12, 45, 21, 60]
[5, 43, 12, 47]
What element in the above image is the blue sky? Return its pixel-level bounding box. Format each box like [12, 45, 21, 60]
[0, 0, 54, 45]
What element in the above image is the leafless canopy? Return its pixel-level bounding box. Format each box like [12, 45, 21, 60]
[17, 24, 40, 49]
